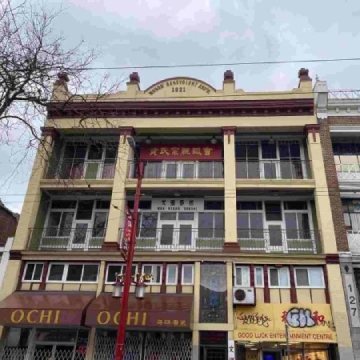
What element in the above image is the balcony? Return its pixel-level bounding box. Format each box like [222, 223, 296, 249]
[129, 161, 224, 179]
[121, 228, 224, 251]
[237, 228, 319, 254]
[347, 230, 360, 253]
[46, 158, 116, 180]
[336, 164, 360, 181]
[236, 160, 312, 180]
[27, 227, 105, 251]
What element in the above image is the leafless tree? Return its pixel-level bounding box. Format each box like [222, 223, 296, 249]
[0, 0, 122, 157]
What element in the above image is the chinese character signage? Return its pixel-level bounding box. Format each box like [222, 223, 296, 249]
[151, 198, 204, 212]
[234, 304, 337, 343]
[140, 144, 222, 160]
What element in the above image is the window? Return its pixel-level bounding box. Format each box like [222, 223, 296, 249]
[295, 267, 325, 288]
[235, 266, 250, 286]
[268, 267, 290, 288]
[23, 263, 44, 282]
[106, 264, 138, 284]
[182, 265, 194, 285]
[265, 202, 282, 221]
[142, 264, 162, 284]
[47, 263, 99, 283]
[198, 212, 224, 238]
[255, 267, 264, 287]
[166, 264, 178, 285]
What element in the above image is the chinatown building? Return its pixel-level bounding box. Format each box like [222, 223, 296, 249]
[314, 79, 360, 360]
[0, 70, 352, 360]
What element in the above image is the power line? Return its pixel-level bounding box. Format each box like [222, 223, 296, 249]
[75, 56, 360, 71]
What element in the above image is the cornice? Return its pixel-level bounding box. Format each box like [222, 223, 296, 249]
[47, 99, 314, 119]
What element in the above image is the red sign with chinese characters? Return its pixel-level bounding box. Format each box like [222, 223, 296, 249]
[140, 144, 222, 160]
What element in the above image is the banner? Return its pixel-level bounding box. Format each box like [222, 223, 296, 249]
[234, 304, 337, 343]
[140, 144, 222, 160]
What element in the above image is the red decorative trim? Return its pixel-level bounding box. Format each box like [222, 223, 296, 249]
[250, 265, 255, 287]
[304, 124, 320, 142]
[160, 262, 167, 293]
[176, 263, 182, 294]
[119, 127, 135, 139]
[222, 126, 237, 144]
[40, 127, 59, 139]
[47, 99, 314, 119]
[101, 242, 120, 251]
[223, 242, 240, 253]
[9, 250, 22, 260]
[289, 266, 297, 303]
[16, 261, 25, 291]
[263, 265, 270, 303]
[39, 261, 49, 291]
[325, 254, 340, 264]
[323, 265, 331, 304]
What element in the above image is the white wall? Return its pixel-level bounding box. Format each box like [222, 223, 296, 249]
[0, 237, 13, 292]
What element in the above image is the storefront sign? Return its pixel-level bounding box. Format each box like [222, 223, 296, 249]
[234, 304, 337, 343]
[151, 198, 204, 212]
[4, 309, 82, 325]
[145, 77, 215, 96]
[140, 144, 222, 160]
[86, 310, 190, 328]
[228, 340, 235, 360]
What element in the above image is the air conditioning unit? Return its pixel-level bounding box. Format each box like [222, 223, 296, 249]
[233, 287, 255, 305]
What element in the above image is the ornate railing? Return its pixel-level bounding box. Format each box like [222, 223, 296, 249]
[120, 227, 224, 251]
[347, 230, 360, 253]
[128, 161, 224, 179]
[336, 163, 360, 181]
[46, 158, 116, 180]
[329, 90, 360, 100]
[236, 160, 312, 179]
[28, 227, 105, 251]
[238, 228, 319, 254]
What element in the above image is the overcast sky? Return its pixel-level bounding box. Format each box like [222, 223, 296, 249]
[1, 0, 360, 213]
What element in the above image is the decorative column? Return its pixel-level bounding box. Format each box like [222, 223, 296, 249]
[222, 127, 239, 252]
[192, 261, 201, 360]
[102, 128, 134, 251]
[12, 127, 58, 250]
[305, 124, 337, 254]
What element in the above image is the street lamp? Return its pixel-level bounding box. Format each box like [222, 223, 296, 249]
[112, 272, 153, 299]
[114, 136, 144, 360]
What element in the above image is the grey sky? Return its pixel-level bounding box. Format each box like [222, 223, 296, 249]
[1, 0, 360, 213]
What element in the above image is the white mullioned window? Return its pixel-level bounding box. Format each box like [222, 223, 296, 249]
[294, 267, 325, 288]
[23, 263, 44, 282]
[181, 264, 194, 285]
[234, 266, 250, 287]
[142, 264, 162, 284]
[105, 264, 138, 284]
[268, 267, 290, 288]
[47, 263, 99, 283]
[166, 264, 178, 285]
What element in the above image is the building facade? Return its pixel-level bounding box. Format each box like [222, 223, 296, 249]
[315, 80, 360, 360]
[0, 70, 353, 360]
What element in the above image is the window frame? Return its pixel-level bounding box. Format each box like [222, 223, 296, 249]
[141, 264, 163, 285]
[255, 266, 264, 288]
[294, 267, 325, 288]
[166, 264, 178, 285]
[22, 262, 44, 283]
[234, 265, 250, 287]
[268, 267, 290, 288]
[46, 263, 99, 283]
[105, 263, 138, 285]
[181, 264, 194, 285]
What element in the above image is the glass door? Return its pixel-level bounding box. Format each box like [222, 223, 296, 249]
[84, 143, 104, 179]
[279, 141, 303, 179]
[158, 212, 177, 249]
[261, 140, 279, 179]
[264, 202, 285, 252]
[177, 212, 196, 250]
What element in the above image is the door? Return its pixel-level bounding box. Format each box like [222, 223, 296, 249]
[262, 350, 282, 360]
[201, 347, 227, 360]
[264, 202, 285, 252]
[84, 143, 104, 179]
[71, 221, 91, 249]
[158, 212, 196, 250]
[261, 140, 279, 179]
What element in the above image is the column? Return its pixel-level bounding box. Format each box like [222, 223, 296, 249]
[85, 329, 97, 360]
[222, 127, 239, 252]
[227, 261, 235, 355]
[327, 263, 354, 360]
[102, 128, 133, 251]
[305, 125, 337, 254]
[192, 261, 201, 360]
[12, 127, 57, 250]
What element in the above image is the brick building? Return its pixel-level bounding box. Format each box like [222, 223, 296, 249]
[0, 70, 353, 360]
[0, 200, 18, 246]
[315, 80, 360, 360]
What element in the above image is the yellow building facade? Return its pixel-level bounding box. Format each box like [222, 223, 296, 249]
[0, 69, 353, 360]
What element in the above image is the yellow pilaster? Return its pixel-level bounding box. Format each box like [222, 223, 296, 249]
[326, 264, 353, 359]
[85, 328, 97, 360]
[0, 260, 21, 301]
[305, 126, 337, 254]
[227, 261, 234, 326]
[104, 130, 132, 249]
[192, 330, 199, 360]
[12, 131, 55, 250]
[222, 127, 238, 249]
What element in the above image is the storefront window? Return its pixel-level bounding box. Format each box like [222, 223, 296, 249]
[200, 264, 227, 323]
